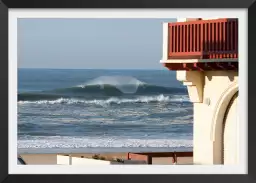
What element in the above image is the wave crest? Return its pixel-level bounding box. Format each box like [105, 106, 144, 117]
[18, 94, 189, 106]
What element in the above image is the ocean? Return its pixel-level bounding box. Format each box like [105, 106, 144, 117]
[18, 68, 193, 152]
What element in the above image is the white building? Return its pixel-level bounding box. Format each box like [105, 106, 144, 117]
[161, 18, 238, 165]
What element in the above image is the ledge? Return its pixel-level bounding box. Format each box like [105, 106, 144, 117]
[176, 71, 204, 103]
[160, 58, 238, 64]
[162, 62, 238, 71]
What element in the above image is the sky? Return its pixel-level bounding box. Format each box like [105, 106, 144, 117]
[18, 18, 176, 70]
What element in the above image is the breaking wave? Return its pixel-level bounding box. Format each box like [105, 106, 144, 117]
[18, 94, 190, 106]
[18, 76, 187, 101]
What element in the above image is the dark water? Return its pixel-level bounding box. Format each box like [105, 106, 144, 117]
[18, 69, 193, 150]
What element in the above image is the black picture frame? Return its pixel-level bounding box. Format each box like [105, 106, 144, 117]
[0, 0, 254, 182]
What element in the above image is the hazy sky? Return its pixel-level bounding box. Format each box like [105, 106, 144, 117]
[18, 18, 176, 69]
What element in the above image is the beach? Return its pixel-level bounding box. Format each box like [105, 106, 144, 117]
[18, 69, 193, 165]
[20, 153, 193, 165]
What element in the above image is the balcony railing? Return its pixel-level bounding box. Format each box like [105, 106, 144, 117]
[167, 18, 238, 60]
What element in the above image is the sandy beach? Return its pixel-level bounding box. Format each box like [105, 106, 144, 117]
[20, 152, 193, 165]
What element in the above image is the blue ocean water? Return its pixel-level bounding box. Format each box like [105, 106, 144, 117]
[18, 69, 193, 151]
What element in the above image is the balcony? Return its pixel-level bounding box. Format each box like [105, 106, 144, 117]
[161, 18, 238, 71]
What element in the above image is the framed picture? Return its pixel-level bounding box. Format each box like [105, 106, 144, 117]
[0, 0, 253, 182]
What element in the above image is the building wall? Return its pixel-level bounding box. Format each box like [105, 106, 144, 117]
[192, 71, 238, 164]
[56, 155, 121, 165]
[223, 93, 238, 164]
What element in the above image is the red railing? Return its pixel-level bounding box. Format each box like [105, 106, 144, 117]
[127, 151, 193, 164]
[168, 18, 238, 59]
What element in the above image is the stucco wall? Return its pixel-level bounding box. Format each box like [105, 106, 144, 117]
[56, 155, 121, 165]
[57, 156, 149, 165]
[223, 94, 238, 164]
[192, 71, 238, 164]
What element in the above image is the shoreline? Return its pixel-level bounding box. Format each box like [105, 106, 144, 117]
[18, 147, 193, 154]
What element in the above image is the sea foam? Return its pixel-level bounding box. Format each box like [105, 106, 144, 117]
[18, 94, 190, 106]
[18, 136, 193, 149]
[79, 76, 145, 94]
